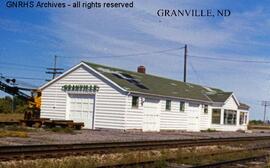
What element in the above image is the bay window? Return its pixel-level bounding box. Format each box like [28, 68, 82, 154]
[224, 110, 237, 125]
[240, 112, 248, 125]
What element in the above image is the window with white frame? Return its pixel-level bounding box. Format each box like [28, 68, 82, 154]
[240, 112, 248, 125]
[204, 105, 208, 114]
[165, 100, 171, 111]
[132, 96, 139, 108]
[224, 110, 237, 125]
[180, 101, 185, 112]
[212, 109, 221, 124]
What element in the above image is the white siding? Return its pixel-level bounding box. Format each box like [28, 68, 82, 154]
[41, 65, 127, 129]
[199, 105, 211, 130]
[160, 100, 188, 130]
[223, 96, 238, 110]
[124, 96, 144, 129]
[211, 123, 247, 131]
[125, 97, 189, 131]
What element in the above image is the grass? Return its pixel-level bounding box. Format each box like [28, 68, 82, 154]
[0, 113, 23, 122]
[48, 127, 75, 134]
[0, 125, 31, 138]
[0, 125, 40, 138]
[0, 130, 28, 138]
[0, 157, 98, 168]
[248, 124, 270, 130]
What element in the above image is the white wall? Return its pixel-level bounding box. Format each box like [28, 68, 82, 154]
[124, 96, 144, 129]
[160, 100, 188, 130]
[41, 65, 127, 130]
[125, 97, 189, 131]
[200, 105, 211, 130]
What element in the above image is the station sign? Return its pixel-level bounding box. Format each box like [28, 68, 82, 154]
[61, 84, 99, 92]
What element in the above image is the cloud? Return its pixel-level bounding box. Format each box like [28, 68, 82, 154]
[2, 0, 270, 119]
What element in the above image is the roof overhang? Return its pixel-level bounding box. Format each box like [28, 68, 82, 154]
[130, 91, 213, 104]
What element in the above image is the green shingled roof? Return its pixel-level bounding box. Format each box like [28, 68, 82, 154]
[239, 103, 250, 110]
[206, 92, 233, 103]
[83, 61, 232, 103]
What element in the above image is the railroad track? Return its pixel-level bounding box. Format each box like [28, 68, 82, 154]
[191, 154, 268, 168]
[1, 136, 270, 161]
[100, 144, 270, 168]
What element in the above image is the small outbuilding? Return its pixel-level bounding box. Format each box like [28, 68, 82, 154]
[39, 61, 249, 132]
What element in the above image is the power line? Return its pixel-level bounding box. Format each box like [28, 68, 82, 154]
[189, 60, 203, 85]
[2, 75, 45, 81]
[59, 47, 185, 59]
[0, 65, 46, 72]
[189, 55, 270, 64]
[8, 77, 45, 81]
[0, 61, 47, 69]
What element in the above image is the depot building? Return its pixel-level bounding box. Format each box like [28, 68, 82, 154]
[39, 61, 249, 132]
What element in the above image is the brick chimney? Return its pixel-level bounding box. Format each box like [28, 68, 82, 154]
[137, 65, 146, 74]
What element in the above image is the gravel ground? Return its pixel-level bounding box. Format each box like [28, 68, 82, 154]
[1, 129, 270, 146]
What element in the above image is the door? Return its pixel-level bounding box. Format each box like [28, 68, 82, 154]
[68, 94, 95, 129]
[143, 98, 160, 132]
[187, 103, 200, 131]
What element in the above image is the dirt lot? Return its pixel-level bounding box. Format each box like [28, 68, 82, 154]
[0, 128, 270, 146]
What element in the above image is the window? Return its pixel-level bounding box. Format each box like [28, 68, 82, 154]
[165, 100, 171, 111]
[240, 112, 248, 125]
[180, 101, 185, 112]
[224, 110, 237, 125]
[132, 96, 139, 108]
[212, 109, 221, 124]
[204, 105, 208, 114]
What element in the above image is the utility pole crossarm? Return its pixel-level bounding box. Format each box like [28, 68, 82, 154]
[262, 100, 270, 123]
[46, 55, 64, 80]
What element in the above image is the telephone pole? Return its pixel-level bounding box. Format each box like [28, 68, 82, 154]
[46, 55, 64, 80]
[183, 44, 187, 82]
[262, 101, 270, 123]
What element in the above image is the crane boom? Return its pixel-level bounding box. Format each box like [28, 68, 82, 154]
[0, 81, 33, 101]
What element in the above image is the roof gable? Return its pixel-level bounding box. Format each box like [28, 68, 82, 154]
[206, 92, 232, 103]
[39, 62, 127, 92]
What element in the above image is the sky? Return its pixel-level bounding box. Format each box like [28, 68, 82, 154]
[1, 0, 270, 120]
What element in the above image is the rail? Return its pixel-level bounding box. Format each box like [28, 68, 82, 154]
[1, 136, 270, 162]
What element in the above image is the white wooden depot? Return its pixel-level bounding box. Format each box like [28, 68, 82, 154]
[40, 62, 249, 132]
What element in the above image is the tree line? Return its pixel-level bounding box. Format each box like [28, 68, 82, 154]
[0, 96, 28, 113]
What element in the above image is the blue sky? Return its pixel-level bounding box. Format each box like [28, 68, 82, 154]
[1, 0, 270, 120]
